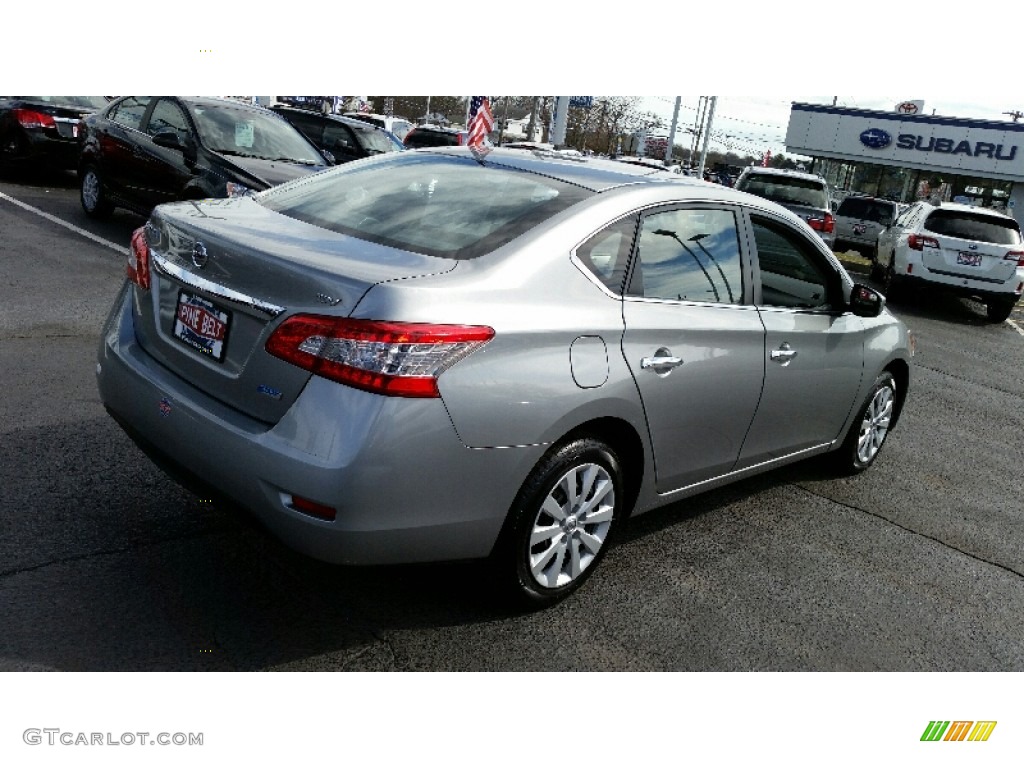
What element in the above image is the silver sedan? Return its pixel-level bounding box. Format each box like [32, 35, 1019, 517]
[97, 147, 913, 607]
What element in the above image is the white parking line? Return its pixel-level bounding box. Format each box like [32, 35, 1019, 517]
[0, 190, 125, 253]
[1007, 318, 1024, 337]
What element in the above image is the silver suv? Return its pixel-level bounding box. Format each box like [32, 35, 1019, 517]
[834, 195, 899, 259]
[735, 167, 835, 248]
[875, 201, 1024, 322]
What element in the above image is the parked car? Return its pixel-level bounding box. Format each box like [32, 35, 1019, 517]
[615, 157, 681, 173]
[342, 112, 413, 141]
[833, 195, 899, 259]
[874, 201, 1024, 322]
[0, 96, 108, 170]
[79, 96, 329, 218]
[269, 105, 402, 164]
[403, 125, 469, 149]
[734, 166, 836, 249]
[96, 148, 912, 607]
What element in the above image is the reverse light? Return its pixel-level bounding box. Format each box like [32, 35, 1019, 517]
[265, 316, 494, 398]
[13, 108, 56, 129]
[127, 226, 151, 290]
[908, 234, 940, 251]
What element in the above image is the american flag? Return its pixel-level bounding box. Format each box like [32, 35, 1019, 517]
[467, 96, 494, 148]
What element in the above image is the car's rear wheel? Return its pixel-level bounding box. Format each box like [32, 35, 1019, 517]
[881, 257, 900, 300]
[986, 297, 1016, 323]
[80, 165, 114, 218]
[499, 437, 622, 608]
[832, 371, 896, 475]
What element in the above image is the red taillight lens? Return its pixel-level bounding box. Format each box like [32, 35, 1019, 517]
[288, 495, 336, 521]
[13, 108, 56, 129]
[908, 234, 939, 251]
[823, 212, 834, 234]
[808, 213, 834, 233]
[1005, 250, 1024, 267]
[127, 226, 150, 290]
[265, 316, 494, 398]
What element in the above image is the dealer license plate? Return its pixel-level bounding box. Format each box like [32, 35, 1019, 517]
[173, 291, 231, 361]
[957, 251, 983, 267]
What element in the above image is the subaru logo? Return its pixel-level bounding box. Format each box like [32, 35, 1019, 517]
[191, 241, 208, 269]
[860, 128, 892, 149]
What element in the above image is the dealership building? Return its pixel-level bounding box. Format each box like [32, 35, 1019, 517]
[785, 102, 1024, 226]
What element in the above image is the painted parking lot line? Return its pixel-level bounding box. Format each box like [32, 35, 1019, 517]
[1007, 318, 1024, 337]
[0, 190, 124, 253]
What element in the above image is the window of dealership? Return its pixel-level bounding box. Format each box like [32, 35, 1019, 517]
[785, 103, 1024, 223]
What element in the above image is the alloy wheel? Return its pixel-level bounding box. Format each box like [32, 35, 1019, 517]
[857, 383, 894, 464]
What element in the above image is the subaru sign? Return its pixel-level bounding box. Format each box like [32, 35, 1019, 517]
[860, 128, 892, 149]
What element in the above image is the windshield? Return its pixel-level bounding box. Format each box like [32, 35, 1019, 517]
[192, 104, 323, 164]
[259, 153, 593, 259]
[740, 175, 829, 209]
[924, 210, 1022, 245]
[17, 96, 108, 109]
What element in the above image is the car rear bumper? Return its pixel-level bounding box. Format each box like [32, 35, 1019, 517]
[96, 285, 542, 565]
[894, 250, 1023, 300]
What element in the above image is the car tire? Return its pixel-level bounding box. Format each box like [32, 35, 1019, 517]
[497, 437, 623, 609]
[831, 371, 896, 475]
[0, 128, 28, 169]
[869, 249, 884, 281]
[881, 256, 900, 300]
[986, 297, 1016, 323]
[80, 165, 114, 218]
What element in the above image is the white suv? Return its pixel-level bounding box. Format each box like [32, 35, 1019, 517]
[874, 201, 1024, 322]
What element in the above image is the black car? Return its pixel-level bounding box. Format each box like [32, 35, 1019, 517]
[269, 105, 402, 165]
[0, 96, 108, 170]
[403, 125, 468, 149]
[78, 96, 329, 218]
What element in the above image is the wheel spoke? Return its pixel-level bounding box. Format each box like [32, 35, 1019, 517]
[540, 494, 566, 522]
[582, 503, 613, 526]
[577, 476, 612, 517]
[530, 523, 561, 547]
[569, 536, 583, 579]
[562, 468, 580, 511]
[530, 538, 562, 585]
[577, 528, 604, 555]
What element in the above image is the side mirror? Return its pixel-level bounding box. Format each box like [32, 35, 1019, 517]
[849, 283, 885, 317]
[151, 130, 183, 150]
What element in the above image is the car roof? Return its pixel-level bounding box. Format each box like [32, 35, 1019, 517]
[921, 201, 1017, 220]
[271, 105, 383, 132]
[741, 166, 827, 183]
[423, 147, 715, 193]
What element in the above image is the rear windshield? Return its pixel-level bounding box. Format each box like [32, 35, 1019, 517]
[405, 130, 459, 148]
[738, 174, 828, 209]
[836, 197, 895, 222]
[923, 209, 1022, 245]
[17, 96, 108, 109]
[258, 153, 593, 259]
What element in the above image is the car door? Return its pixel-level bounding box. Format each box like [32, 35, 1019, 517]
[735, 213, 865, 468]
[96, 96, 152, 201]
[620, 205, 765, 492]
[135, 97, 196, 207]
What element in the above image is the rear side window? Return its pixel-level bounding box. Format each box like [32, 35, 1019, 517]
[259, 153, 593, 259]
[109, 97, 151, 131]
[575, 215, 637, 294]
[923, 210, 1022, 245]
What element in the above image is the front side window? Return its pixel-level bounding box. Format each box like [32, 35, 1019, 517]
[751, 216, 833, 310]
[632, 208, 743, 304]
[259, 153, 593, 259]
[146, 98, 190, 141]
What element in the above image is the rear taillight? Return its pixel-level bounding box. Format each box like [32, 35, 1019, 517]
[12, 108, 56, 129]
[265, 316, 494, 398]
[908, 234, 940, 251]
[1005, 250, 1024, 267]
[127, 226, 150, 290]
[807, 212, 834, 234]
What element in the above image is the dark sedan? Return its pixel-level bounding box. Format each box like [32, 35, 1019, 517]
[269, 105, 402, 164]
[78, 96, 329, 218]
[0, 96, 108, 170]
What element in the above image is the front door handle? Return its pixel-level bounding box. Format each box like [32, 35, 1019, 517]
[770, 342, 798, 366]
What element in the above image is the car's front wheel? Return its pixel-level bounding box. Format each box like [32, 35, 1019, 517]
[986, 297, 1016, 323]
[499, 437, 622, 608]
[832, 371, 896, 474]
[80, 165, 114, 218]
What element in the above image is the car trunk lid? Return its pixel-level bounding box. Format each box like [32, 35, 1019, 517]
[132, 197, 456, 423]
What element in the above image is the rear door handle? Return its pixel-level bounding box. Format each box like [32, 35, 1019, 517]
[770, 342, 798, 366]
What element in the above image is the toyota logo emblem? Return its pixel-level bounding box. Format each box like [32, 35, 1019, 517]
[898, 102, 919, 114]
[191, 242, 208, 269]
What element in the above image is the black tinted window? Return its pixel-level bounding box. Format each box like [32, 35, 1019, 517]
[259, 153, 592, 259]
[109, 97, 151, 130]
[633, 208, 744, 304]
[752, 216, 832, 309]
[405, 130, 458, 148]
[923, 210, 1022, 245]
